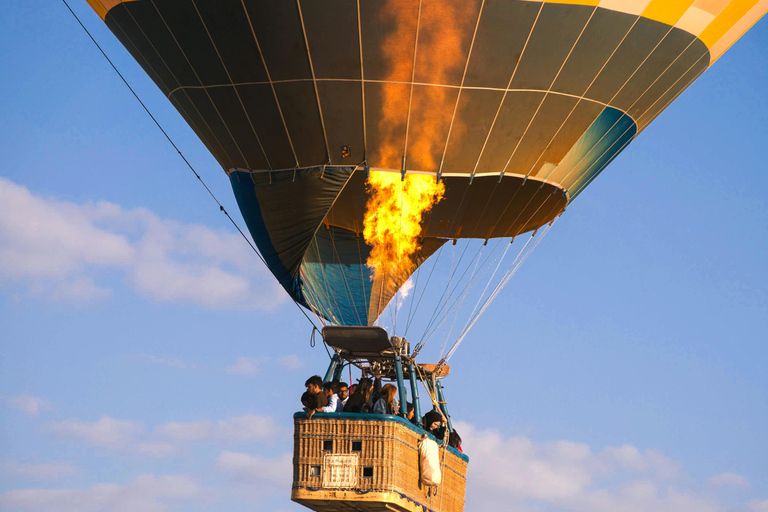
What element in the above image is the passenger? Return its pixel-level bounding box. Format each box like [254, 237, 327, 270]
[448, 430, 463, 453]
[349, 383, 358, 396]
[371, 376, 382, 408]
[343, 377, 372, 413]
[338, 382, 350, 407]
[300, 391, 313, 410]
[422, 409, 446, 439]
[372, 383, 399, 415]
[406, 402, 419, 424]
[307, 381, 341, 419]
[326, 381, 343, 411]
[303, 375, 328, 413]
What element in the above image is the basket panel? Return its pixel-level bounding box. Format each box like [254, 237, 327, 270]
[293, 415, 466, 512]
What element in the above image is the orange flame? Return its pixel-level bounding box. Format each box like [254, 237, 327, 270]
[363, 171, 445, 280]
[368, 0, 474, 172]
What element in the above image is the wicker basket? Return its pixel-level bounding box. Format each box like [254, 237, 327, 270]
[292, 412, 468, 512]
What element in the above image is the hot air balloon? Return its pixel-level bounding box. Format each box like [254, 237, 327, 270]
[84, 1, 766, 511]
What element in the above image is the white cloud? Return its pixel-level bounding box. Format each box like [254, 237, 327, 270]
[225, 355, 305, 374]
[141, 355, 195, 369]
[2, 462, 78, 481]
[136, 443, 177, 458]
[49, 414, 282, 456]
[0, 177, 286, 309]
[50, 416, 144, 450]
[0, 474, 199, 512]
[155, 420, 213, 443]
[7, 394, 52, 416]
[277, 354, 305, 370]
[601, 444, 680, 480]
[225, 356, 263, 375]
[217, 451, 292, 485]
[394, 276, 415, 314]
[708, 472, 750, 489]
[213, 415, 282, 442]
[155, 414, 281, 443]
[748, 499, 768, 512]
[456, 421, 722, 512]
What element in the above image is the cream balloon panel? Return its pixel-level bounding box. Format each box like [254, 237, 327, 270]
[535, 0, 766, 63]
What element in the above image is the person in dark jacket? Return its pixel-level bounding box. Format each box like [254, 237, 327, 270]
[422, 409, 446, 440]
[448, 430, 463, 453]
[343, 377, 373, 413]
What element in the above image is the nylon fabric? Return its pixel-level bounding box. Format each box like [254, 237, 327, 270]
[229, 167, 355, 307]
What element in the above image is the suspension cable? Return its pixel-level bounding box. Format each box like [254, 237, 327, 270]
[437, 220, 555, 371]
[62, 0, 320, 331]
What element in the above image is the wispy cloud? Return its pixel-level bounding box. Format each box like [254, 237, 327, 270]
[748, 498, 768, 512]
[225, 354, 305, 374]
[0, 177, 286, 309]
[395, 276, 415, 314]
[156, 414, 282, 443]
[2, 462, 78, 481]
[708, 472, 750, 489]
[6, 394, 52, 416]
[141, 355, 195, 370]
[277, 354, 306, 370]
[49, 416, 144, 451]
[455, 421, 750, 512]
[224, 357, 264, 375]
[48, 414, 283, 456]
[0, 474, 199, 512]
[216, 451, 292, 485]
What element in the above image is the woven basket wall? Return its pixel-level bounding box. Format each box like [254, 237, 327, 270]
[292, 415, 467, 512]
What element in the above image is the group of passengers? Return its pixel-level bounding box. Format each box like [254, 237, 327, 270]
[302, 375, 386, 418]
[302, 374, 462, 452]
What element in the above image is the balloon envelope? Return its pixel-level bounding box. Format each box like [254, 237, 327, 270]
[88, 0, 766, 326]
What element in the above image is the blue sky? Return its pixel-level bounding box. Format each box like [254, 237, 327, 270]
[1, 2, 766, 511]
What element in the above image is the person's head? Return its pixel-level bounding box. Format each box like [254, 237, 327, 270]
[356, 378, 373, 401]
[406, 402, 415, 420]
[349, 383, 358, 395]
[380, 384, 397, 405]
[423, 410, 443, 433]
[305, 375, 323, 394]
[301, 391, 313, 408]
[323, 381, 339, 397]
[338, 382, 349, 401]
[448, 430, 462, 449]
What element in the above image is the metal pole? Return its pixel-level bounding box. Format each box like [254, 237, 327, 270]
[394, 356, 408, 416]
[323, 354, 340, 383]
[332, 360, 344, 382]
[435, 380, 453, 432]
[408, 362, 421, 422]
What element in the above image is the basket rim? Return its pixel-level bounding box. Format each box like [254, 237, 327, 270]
[293, 411, 469, 462]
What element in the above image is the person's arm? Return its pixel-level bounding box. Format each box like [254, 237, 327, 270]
[319, 394, 338, 413]
[306, 392, 329, 418]
[372, 398, 385, 414]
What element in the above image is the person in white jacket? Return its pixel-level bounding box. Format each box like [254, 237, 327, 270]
[306, 381, 342, 418]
